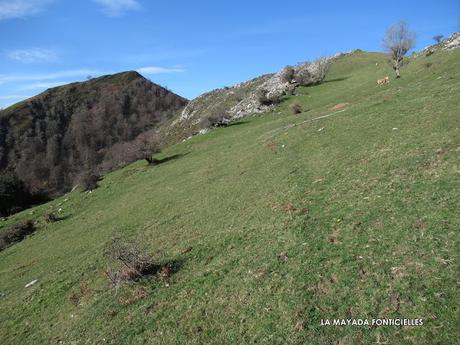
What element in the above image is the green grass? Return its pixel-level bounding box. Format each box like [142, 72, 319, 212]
[1, 49, 459, 345]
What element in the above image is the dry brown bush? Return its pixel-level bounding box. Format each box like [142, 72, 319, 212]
[104, 237, 159, 287]
[290, 102, 303, 114]
[44, 210, 58, 223]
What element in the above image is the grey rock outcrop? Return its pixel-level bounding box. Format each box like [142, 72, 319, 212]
[419, 31, 460, 56]
[174, 58, 332, 128]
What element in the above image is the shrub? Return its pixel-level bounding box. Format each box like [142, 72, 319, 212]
[44, 210, 58, 223]
[208, 113, 231, 127]
[313, 57, 332, 83]
[285, 84, 296, 96]
[79, 171, 100, 191]
[280, 65, 295, 84]
[0, 220, 36, 251]
[295, 57, 332, 86]
[433, 34, 443, 43]
[290, 102, 303, 114]
[0, 172, 34, 217]
[295, 66, 314, 86]
[104, 237, 159, 286]
[256, 89, 281, 106]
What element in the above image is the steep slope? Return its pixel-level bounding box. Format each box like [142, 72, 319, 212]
[0, 71, 187, 199]
[0, 48, 459, 345]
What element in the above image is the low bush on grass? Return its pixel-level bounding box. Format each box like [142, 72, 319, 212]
[256, 88, 281, 106]
[0, 220, 36, 251]
[79, 171, 100, 191]
[43, 210, 58, 223]
[104, 237, 160, 286]
[290, 102, 303, 114]
[280, 65, 295, 83]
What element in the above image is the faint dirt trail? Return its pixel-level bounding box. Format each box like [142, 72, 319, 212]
[260, 107, 350, 141]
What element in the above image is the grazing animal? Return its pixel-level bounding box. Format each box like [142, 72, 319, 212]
[377, 76, 389, 85]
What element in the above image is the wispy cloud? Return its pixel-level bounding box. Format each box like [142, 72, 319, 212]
[0, 0, 53, 21]
[0, 66, 182, 85]
[5, 48, 58, 63]
[0, 69, 99, 83]
[0, 95, 33, 109]
[136, 66, 185, 74]
[94, 0, 141, 17]
[19, 81, 72, 90]
[0, 94, 31, 100]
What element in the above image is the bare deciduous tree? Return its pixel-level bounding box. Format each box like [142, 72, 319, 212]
[433, 35, 443, 43]
[382, 21, 416, 78]
[136, 133, 162, 165]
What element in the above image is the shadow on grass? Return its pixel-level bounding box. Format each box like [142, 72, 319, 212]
[149, 152, 190, 166]
[55, 214, 72, 222]
[324, 76, 350, 83]
[226, 120, 249, 127]
[159, 258, 185, 277]
[138, 257, 186, 280]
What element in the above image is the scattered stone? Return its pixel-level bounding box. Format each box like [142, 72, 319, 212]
[25, 279, 38, 288]
[278, 253, 289, 262]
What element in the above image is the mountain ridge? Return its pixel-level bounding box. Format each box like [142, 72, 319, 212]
[0, 71, 188, 204]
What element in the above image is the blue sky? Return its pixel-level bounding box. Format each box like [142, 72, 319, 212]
[0, 0, 459, 108]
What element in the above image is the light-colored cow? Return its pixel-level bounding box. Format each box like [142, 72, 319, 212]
[377, 76, 389, 85]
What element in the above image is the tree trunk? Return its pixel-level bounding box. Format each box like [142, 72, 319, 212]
[393, 57, 402, 78]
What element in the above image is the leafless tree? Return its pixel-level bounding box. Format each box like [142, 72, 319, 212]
[135, 132, 162, 165]
[433, 35, 443, 43]
[382, 21, 416, 78]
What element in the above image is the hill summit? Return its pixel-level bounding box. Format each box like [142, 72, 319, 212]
[0, 71, 187, 200]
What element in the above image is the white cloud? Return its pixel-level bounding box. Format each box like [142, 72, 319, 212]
[0, 0, 52, 21]
[94, 0, 140, 17]
[5, 48, 58, 63]
[136, 66, 185, 74]
[0, 69, 99, 83]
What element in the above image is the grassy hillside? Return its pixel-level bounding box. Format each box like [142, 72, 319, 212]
[0, 49, 459, 345]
